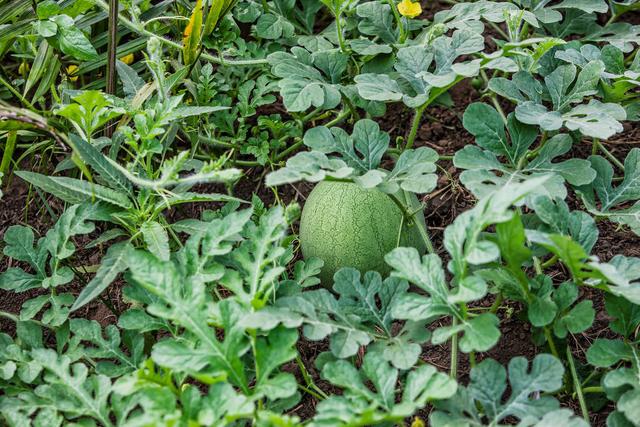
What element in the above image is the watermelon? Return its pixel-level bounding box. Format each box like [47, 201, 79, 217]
[299, 181, 426, 285]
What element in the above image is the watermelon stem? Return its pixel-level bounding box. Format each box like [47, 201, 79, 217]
[404, 104, 427, 151]
[388, 193, 435, 254]
[450, 318, 459, 379]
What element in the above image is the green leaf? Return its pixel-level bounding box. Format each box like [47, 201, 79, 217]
[70, 319, 143, 376]
[356, 1, 397, 44]
[577, 150, 640, 236]
[553, 299, 594, 338]
[545, 61, 603, 111]
[580, 150, 640, 211]
[386, 248, 498, 352]
[516, 99, 626, 139]
[354, 73, 406, 103]
[21, 293, 74, 326]
[68, 133, 131, 195]
[269, 151, 353, 187]
[531, 409, 590, 427]
[254, 327, 298, 400]
[432, 354, 564, 425]
[355, 30, 486, 108]
[605, 294, 640, 338]
[256, 13, 295, 39]
[587, 338, 633, 367]
[587, 17, 639, 50]
[456, 134, 595, 202]
[50, 15, 98, 60]
[529, 294, 558, 327]
[551, 0, 608, 13]
[531, 196, 599, 254]
[463, 103, 507, 154]
[16, 171, 132, 209]
[268, 47, 344, 112]
[303, 119, 389, 172]
[141, 221, 170, 262]
[446, 175, 551, 277]
[376, 147, 439, 194]
[221, 207, 288, 308]
[72, 242, 131, 312]
[1, 203, 103, 302]
[115, 60, 145, 97]
[35, 20, 57, 37]
[319, 351, 456, 424]
[433, 1, 537, 31]
[496, 212, 532, 269]
[594, 255, 640, 305]
[246, 268, 428, 367]
[1, 225, 46, 276]
[29, 349, 112, 426]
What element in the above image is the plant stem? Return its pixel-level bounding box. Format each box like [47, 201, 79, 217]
[581, 386, 604, 394]
[525, 131, 548, 162]
[0, 310, 19, 324]
[595, 139, 625, 171]
[567, 345, 590, 423]
[541, 255, 558, 269]
[1, 130, 17, 174]
[296, 356, 328, 399]
[0, 74, 36, 110]
[489, 293, 503, 314]
[531, 255, 561, 360]
[0, 310, 49, 329]
[387, 0, 406, 43]
[469, 351, 476, 368]
[450, 318, 459, 379]
[324, 110, 350, 128]
[335, 14, 348, 53]
[197, 134, 237, 148]
[275, 138, 303, 161]
[415, 219, 435, 254]
[490, 95, 507, 125]
[487, 21, 509, 40]
[301, 108, 322, 123]
[105, 0, 119, 137]
[543, 325, 560, 359]
[387, 193, 435, 254]
[405, 104, 427, 151]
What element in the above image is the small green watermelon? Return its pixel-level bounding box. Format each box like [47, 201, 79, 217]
[299, 181, 426, 285]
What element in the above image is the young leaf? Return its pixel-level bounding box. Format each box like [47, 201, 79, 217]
[316, 351, 456, 425]
[431, 354, 565, 425]
[577, 150, 640, 236]
[70, 319, 144, 376]
[268, 47, 344, 112]
[455, 112, 595, 202]
[303, 119, 389, 172]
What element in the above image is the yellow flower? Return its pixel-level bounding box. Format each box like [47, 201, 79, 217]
[66, 65, 79, 82]
[411, 417, 426, 427]
[120, 53, 135, 65]
[398, 0, 422, 18]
